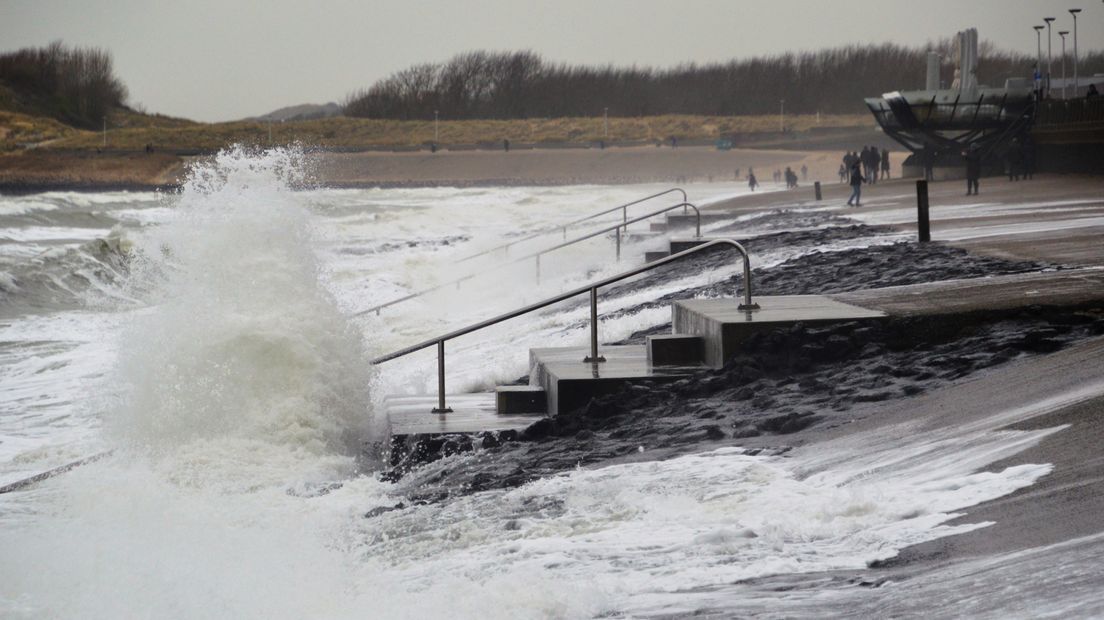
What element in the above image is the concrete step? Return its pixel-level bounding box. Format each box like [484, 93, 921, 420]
[649, 222, 668, 232]
[644, 251, 670, 263]
[529, 345, 706, 415]
[385, 393, 545, 438]
[647, 334, 705, 366]
[495, 385, 547, 414]
[666, 212, 733, 229]
[672, 295, 887, 367]
[621, 231, 664, 243]
[669, 237, 712, 253]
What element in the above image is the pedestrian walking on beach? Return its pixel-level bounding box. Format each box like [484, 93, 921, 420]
[846, 161, 864, 206]
[964, 145, 981, 196]
[800, 164, 808, 181]
[838, 163, 847, 183]
[880, 148, 890, 179]
[748, 169, 759, 192]
[503, 138, 510, 152]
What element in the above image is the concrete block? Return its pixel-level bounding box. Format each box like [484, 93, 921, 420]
[672, 296, 887, 368]
[644, 251, 670, 263]
[647, 334, 704, 366]
[495, 385, 547, 414]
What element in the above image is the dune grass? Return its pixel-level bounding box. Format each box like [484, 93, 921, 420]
[35, 113, 873, 151]
[0, 110, 85, 151]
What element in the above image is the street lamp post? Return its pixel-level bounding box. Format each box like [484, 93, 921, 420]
[1059, 31, 1069, 99]
[1044, 17, 1055, 95]
[1034, 25, 1045, 96]
[1070, 9, 1082, 95]
[779, 99, 784, 133]
[434, 110, 439, 143]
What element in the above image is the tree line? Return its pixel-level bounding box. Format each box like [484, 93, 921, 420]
[0, 41, 128, 129]
[344, 44, 1104, 121]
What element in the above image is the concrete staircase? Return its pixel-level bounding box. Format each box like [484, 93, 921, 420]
[386, 294, 885, 438]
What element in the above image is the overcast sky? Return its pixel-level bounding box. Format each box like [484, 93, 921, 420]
[2, 0, 1101, 122]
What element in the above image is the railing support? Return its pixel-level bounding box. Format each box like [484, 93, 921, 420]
[372, 239, 759, 403]
[431, 341, 452, 413]
[584, 287, 606, 363]
[615, 226, 622, 261]
[360, 201, 702, 317]
[916, 180, 931, 243]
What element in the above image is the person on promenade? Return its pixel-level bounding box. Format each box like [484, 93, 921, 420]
[748, 169, 759, 192]
[1087, 83, 1099, 99]
[1022, 136, 1036, 180]
[868, 146, 880, 183]
[880, 148, 891, 179]
[964, 145, 981, 196]
[846, 161, 864, 206]
[921, 147, 935, 181]
[838, 163, 847, 183]
[1005, 139, 1022, 181]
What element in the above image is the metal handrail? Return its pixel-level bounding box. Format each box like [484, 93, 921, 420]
[357, 201, 702, 316]
[371, 238, 757, 413]
[457, 187, 687, 263]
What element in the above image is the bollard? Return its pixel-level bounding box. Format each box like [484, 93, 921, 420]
[916, 180, 931, 243]
[814, 181, 822, 201]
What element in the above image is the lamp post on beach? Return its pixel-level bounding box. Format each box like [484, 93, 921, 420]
[1044, 17, 1056, 94]
[1034, 25, 1044, 95]
[1059, 31, 1069, 99]
[1070, 9, 1081, 95]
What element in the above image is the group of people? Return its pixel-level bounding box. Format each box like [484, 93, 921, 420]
[744, 163, 808, 192]
[839, 146, 890, 185]
[840, 146, 891, 206]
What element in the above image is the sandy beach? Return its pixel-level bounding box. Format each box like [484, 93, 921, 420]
[0, 144, 905, 192]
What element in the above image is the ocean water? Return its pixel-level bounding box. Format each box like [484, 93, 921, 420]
[0, 148, 1063, 618]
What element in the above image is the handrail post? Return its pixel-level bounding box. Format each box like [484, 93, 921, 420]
[738, 248, 759, 311]
[622, 206, 627, 224]
[583, 287, 606, 363]
[431, 340, 452, 413]
[695, 209, 701, 238]
[615, 226, 621, 261]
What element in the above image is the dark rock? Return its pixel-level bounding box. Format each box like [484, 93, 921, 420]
[364, 502, 406, 518]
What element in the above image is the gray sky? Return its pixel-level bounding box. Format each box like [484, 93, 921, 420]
[2, 0, 1101, 122]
